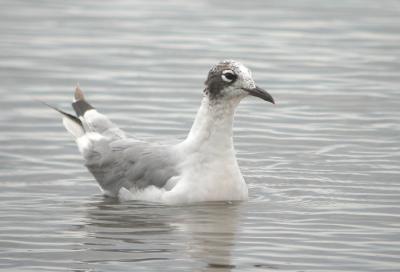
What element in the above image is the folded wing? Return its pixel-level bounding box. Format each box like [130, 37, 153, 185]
[47, 86, 180, 197]
[86, 138, 179, 196]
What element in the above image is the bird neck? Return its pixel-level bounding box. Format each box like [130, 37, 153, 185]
[184, 95, 240, 153]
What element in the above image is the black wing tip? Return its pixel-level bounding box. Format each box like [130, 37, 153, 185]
[40, 100, 83, 127]
[72, 85, 95, 117]
[72, 99, 94, 117]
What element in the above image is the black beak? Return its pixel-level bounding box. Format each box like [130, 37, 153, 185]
[243, 86, 275, 104]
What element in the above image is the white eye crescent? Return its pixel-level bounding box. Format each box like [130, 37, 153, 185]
[221, 70, 237, 82]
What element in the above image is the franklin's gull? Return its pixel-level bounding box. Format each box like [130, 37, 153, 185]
[48, 60, 274, 204]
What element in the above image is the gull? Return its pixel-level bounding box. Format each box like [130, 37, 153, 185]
[48, 60, 274, 204]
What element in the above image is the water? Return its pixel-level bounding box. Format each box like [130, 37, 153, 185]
[1, 0, 400, 271]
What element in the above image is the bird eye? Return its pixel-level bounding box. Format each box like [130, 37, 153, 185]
[221, 70, 237, 83]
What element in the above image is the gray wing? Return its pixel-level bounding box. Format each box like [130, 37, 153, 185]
[69, 86, 179, 196]
[84, 138, 180, 197]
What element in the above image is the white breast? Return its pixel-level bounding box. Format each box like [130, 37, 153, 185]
[161, 136, 248, 204]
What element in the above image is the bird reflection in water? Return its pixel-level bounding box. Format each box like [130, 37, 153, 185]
[82, 197, 243, 271]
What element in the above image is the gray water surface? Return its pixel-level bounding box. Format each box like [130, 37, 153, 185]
[1, 0, 400, 271]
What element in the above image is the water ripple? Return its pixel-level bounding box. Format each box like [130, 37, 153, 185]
[1, 0, 400, 271]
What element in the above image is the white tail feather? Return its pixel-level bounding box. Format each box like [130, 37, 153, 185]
[62, 116, 85, 138]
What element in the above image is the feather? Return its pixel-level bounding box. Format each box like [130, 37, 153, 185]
[40, 101, 85, 138]
[72, 85, 94, 117]
[79, 137, 178, 196]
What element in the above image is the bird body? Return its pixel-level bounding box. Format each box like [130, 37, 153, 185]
[48, 60, 274, 204]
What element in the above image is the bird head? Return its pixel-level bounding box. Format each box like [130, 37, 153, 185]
[204, 60, 274, 104]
